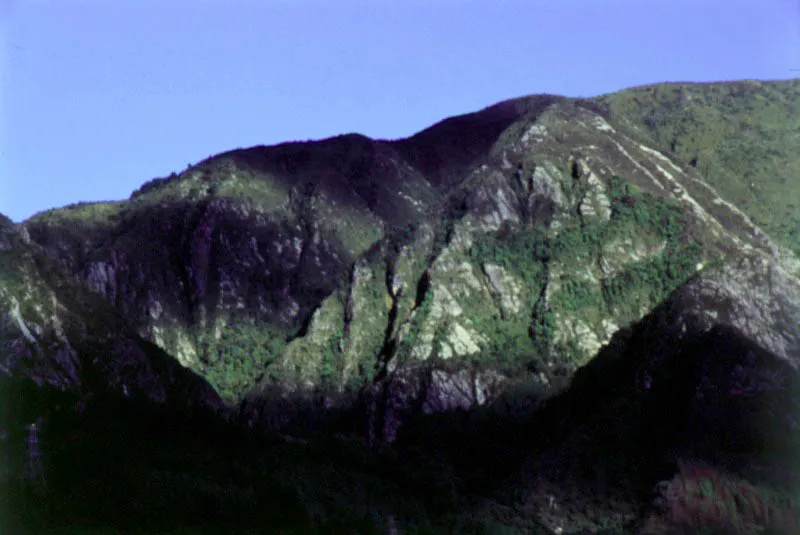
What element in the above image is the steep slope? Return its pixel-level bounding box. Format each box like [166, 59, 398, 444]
[243, 94, 799, 443]
[14, 80, 800, 431]
[4, 79, 800, 534]
[0, 213, 221, 410]
[393, 94, 564, 188]
[20, 134, 443, 403]
[595, 79, 800, 257]
[499, 251, 800, 533]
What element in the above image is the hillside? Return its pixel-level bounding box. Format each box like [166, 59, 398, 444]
[1, 79, 799, 533]
[596, 79, 800, 257]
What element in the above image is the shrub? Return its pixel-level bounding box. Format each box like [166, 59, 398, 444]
[653, 458, 799, 533]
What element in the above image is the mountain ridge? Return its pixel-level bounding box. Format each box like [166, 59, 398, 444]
[2, 77, 800, 533]
[8, 80, 800, 404]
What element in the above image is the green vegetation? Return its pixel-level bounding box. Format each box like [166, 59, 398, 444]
[394, 287, 434, 363]
[321, 329, 345, 383]
[469, 225, 550, 287]
[27, 200, 124, 226]
[7, 80, 799, 535]
[465, 225, 549, 372]
[477, 319, 539, 375]
[600, 177, 705, 318]
[214, 169, 289, 213]
[463, 173, 707, 372]
[199, 319, 287, 402]
[653, 458, 800, 534]
[597, 80, 800, 257]
[23, 201, 125, 267]
[602, 243, 701, 311]
[0, 234, 32, 299]
[556, 175, 703, 315]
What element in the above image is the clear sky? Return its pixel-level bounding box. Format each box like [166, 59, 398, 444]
[1, 0, 798, 223]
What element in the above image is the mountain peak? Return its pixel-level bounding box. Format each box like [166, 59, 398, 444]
[4, 78, 800, 534]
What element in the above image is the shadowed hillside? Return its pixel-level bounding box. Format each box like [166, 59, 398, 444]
[2, 79, 799, 533]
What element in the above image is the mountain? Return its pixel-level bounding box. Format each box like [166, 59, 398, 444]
[597, 80, 800, 258]
[1, 78, 799, 533]
[0, 213, 221, 409]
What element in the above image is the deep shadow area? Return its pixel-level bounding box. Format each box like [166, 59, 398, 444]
[3, 306, 800, 533]
[518, 314, 800, 514]
[1, 379, 488, 534]
[393, 94, 564, 190]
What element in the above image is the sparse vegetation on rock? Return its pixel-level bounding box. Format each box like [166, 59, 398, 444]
[2, 78, 799, 533]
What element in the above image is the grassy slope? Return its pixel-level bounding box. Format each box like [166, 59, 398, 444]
[595, 79, 800, 256]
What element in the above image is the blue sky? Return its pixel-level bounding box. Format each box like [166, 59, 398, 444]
[1, 0, 798, 223]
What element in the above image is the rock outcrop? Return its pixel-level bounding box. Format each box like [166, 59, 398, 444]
[2, 80, 798, 450]
[0, 214, 221, 411]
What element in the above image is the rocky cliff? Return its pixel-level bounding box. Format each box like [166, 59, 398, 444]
[3, 78, 800, 533]
[4, 81, 799, 423]
[0, 214, 221, 411]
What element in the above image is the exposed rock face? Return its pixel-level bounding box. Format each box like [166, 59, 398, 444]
[505, 252, 800, 532]
[4, 80, 799, 450]
[667, 254, 800, 362]
[0, 215, 221, 411]
[239, 94, 797, 441]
